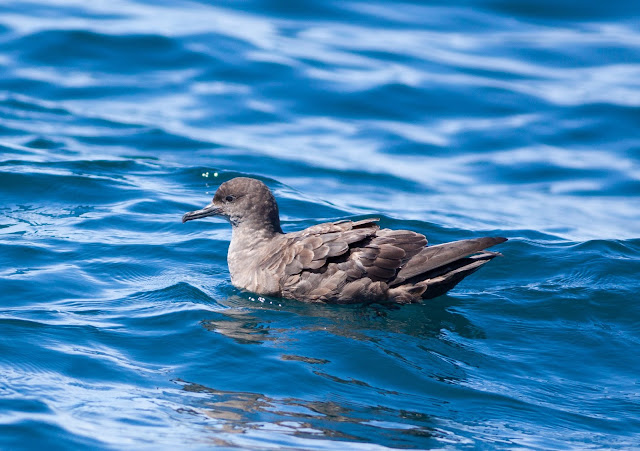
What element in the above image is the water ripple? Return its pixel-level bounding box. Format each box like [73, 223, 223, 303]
[1, 0, 640, 449]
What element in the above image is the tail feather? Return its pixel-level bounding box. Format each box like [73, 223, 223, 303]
[390, 237, 506, 287]
[387, 240, 505, 304]
[419, 252, 498, 300]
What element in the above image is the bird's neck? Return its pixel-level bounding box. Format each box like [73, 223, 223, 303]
[229, 220, 282, 250]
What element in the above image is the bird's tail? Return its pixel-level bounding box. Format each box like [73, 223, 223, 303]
[388, 237, 506, 304]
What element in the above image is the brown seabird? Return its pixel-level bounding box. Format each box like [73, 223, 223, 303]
[182, 177, 506, 304]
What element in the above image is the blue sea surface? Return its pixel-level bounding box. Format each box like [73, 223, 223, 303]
[1, 0, 640, 449]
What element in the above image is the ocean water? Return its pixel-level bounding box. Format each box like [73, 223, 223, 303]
[1, 0, 640, 449]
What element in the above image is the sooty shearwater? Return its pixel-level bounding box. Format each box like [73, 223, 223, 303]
[182, 177, 507, 304]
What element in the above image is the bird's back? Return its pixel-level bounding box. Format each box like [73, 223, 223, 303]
[244, 218, 505, 304]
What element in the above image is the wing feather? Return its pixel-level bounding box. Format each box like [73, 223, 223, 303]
[390, 237, 507, 286]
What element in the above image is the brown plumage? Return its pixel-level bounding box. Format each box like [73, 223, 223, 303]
[182, 177, 507, 305]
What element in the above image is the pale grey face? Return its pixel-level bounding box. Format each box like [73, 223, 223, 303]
[182, 177, 281, 231]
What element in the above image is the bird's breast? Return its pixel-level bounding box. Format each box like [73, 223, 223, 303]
[227, 234, 282, 296]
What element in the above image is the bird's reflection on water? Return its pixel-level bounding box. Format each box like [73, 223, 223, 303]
[201, 311, 279, 345]
[174, 379, 442, 448]
[203, 294, 485, 344]
[179, 294, 485, 448]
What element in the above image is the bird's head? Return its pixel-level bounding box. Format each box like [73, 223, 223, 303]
[182, 177, 282, 234]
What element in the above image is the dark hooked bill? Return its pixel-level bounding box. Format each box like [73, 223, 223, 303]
[182, 203, 223, 223]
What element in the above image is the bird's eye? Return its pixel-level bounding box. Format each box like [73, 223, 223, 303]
[225, 195, 235, 202]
